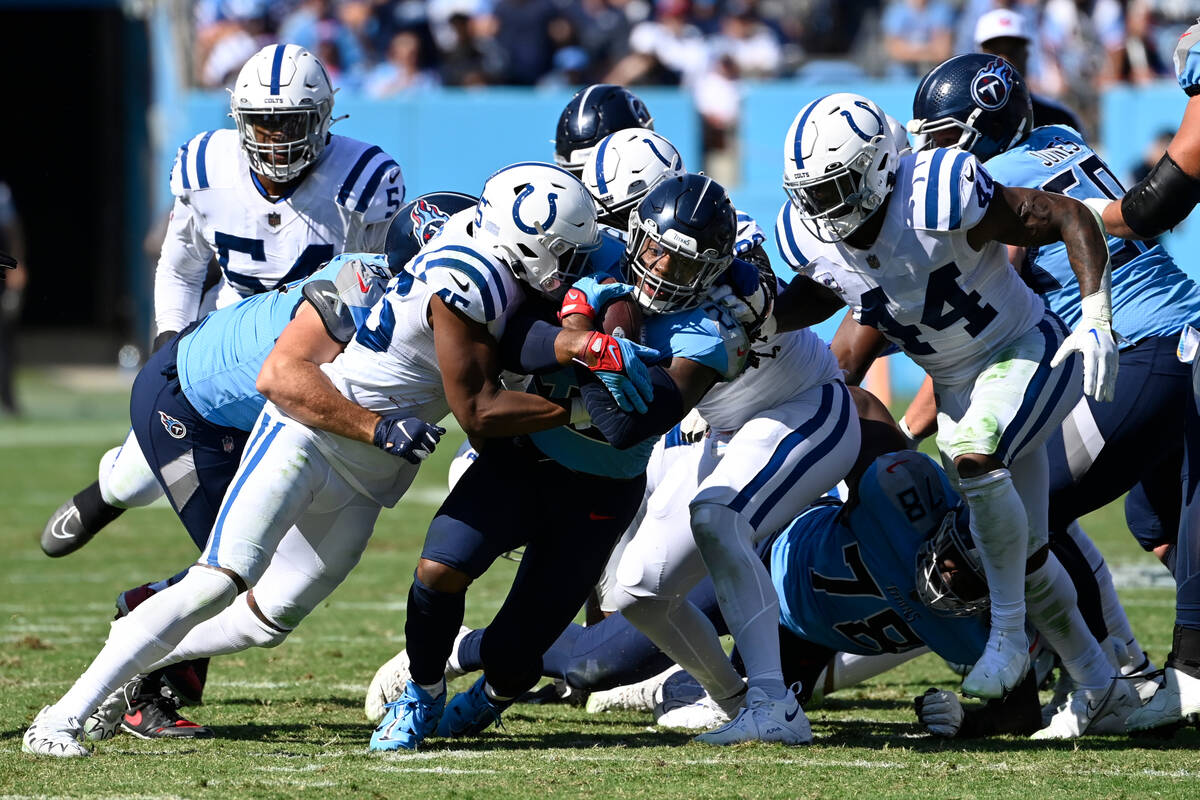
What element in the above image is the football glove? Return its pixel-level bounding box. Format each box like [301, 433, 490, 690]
[152, 330, 179, 354]
[678, 407, 709, 443]
[372, 415, 446, 464]
[914, 688, 964, 737]
[1049, 289, 1118, 402]
[559, 275, 636, 321]
[576, 331, 663, 414]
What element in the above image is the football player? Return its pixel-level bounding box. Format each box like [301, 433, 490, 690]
[369, 172, 758, 751]
[1085, 21, 1200, 732]
[43, 43, 405, 562]
[770, 93, 1133, 728]
[554, 84, 654, 178]
[22, 165, 658, 757]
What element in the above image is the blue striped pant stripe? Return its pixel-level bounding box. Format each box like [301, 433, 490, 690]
[1008, 316, 1077, 461]
[728, 382, 835, 516]
[205, 416, 283, 568]
[748, 382, 852, 529]
[995, 317, 1068, 463]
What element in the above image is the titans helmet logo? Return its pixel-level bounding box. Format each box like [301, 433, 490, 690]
[410, 199, 451, 246]
[970, 59, 1015, 111]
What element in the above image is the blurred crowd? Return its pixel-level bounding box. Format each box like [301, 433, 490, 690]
[193, 0, 1200, 95]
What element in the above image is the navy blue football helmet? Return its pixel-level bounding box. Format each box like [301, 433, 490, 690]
[910, 54, 1033, 162]
[625, 173, 736, 314]
[384, 191, 478, 275]
[555, 84, 654, 176]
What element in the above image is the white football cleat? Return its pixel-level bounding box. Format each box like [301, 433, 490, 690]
[694, 686, 812, 746]
[1125, 667, 1200, 732]
[364, 626, 470, 723]
[1032, 678, 1139, 739]
[586, 665, 681, 714]
[22, 706, 91, 758]
[963, 628, 1029, 699]
[82, 682, 133, 741]
[1040, 669, 1074, 727]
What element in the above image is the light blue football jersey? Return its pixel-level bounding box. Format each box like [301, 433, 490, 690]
[527, 295, 749, 479]
[985, 125, 1200, 342]
[772, 452, 988, 664]
[176, 253, 392, 431]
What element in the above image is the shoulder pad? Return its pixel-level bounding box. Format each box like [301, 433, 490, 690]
[328, 136, 405, 223]
[1177, 22, 1200, 95]
[909, 149, 993, 232]
[412, 242, 515, 325]
[774, 201, 811, 270]
[302, 279, 356, 344]
[169, 129, 233, 196]
[735, 210, 766, 255]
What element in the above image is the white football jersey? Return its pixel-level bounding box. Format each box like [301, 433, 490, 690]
[696, 322, 842, 433]
[775, 148, 1043, 385]
[155, 129, 405, 333]
[282, 210, 524, 505]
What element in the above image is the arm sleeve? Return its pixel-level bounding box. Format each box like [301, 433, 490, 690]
[154, 197, 213, 332]
[301, 279, 356, 343]
[498, 314, 564, 374]
[578, 365, 685, 449]
[1119, 151, 1200, 239]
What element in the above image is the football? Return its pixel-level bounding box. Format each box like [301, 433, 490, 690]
[599, 294, 643, 343]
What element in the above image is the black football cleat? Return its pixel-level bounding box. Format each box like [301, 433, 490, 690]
[121, 687, 213, 740]
[40, 482, 124, 557]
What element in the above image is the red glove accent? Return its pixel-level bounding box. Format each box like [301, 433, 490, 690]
[558, 286, 596, 321]
[582, 331, 625, 372]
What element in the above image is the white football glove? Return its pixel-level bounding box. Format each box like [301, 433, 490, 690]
[678, 407, 709, 443]
[708, 283, 776, 340]
[1050, 286, 1118, 402]
[914, 688, 964, 737]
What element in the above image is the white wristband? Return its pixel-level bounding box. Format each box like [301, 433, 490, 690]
[898, 416, 927, 445]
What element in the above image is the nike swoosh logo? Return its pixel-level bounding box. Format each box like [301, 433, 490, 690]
[50, 509, 79, 539]
[124, 710, 143, 727]
[607, 343, 621, 363]
[357, 271, 369, 293]
[451, 274, 470, 292]
[589, 512, 615, 521]
[784, 706, 799, 722]
[885, 458, 910, 473]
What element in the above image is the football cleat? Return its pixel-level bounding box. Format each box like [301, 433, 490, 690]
[365, 626, 470, 723]
[1125, 667, 1200, 733]
[586, 665, 681, 714]
[370, 679, 445, 751]
[83, 683, 134, 741]
[22, 706, 91, 758]
[121, 681, 213, 739]
[1119, 652, 1162, 705]
[40, 498, 93, 558]
[963, 628, 1029, 699]
[1041, 668, 1074, 727]
[694, 685, 812, 746]
[655, 693, 731, 731]
[1031, 677, 1139, 739]
[436, 676, 512, 738]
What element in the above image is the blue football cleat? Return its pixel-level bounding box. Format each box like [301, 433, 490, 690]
[369, 679, 445, 751]
[436, 676, 514, 738]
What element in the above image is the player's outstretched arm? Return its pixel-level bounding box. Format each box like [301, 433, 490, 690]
[970, 183, 1118, 401]
[1098, 95, 1200, 239]
[432, 296, 575, 438]
[579, 356, 718, 450]
[257, 302, 378, 442]
[772, 275, 846, 333]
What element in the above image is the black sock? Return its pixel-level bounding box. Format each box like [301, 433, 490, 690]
[73, 480, 126, 532]
[1168, 625, 1200, 679]
[404, 573, 465, 687]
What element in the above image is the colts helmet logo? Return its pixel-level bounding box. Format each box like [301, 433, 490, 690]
[410, 199, 451, 246]
[970, 59, 1014, 111]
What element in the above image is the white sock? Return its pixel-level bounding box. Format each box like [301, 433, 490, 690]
[98, 430, 163, 508]
[959, 469, 1027, 633]
[145, 594, 289, 671]
[826, 648, 929, 693]
[1026, 555, 1111, 692]
[54, 568, 237, 721]
[1064, 521, 1148, 667]
[620, 592, 747, 704]
[692, 503, 786, 700]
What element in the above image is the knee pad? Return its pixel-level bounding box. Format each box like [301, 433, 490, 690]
[689, 502, 747, 551]
[175, 568, 240, 615]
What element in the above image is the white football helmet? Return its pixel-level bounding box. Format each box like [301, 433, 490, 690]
[474, 162, 601, 299]
[782, 93, 898, 242]
[583, 130, 685, 229]
[230, 44, 337, 182]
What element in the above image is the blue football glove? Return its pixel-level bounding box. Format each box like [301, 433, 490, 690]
[578, 331, 664, 414]
[372, 415, 446, 464]
[559, 275, 637, 321]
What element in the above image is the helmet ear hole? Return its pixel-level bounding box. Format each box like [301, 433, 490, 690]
[516, 243, 538, 259]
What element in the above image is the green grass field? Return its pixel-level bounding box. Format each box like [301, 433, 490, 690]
[0, 369, 1196, 799]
